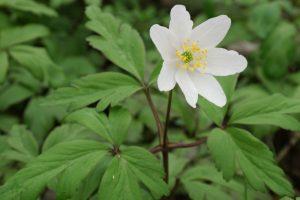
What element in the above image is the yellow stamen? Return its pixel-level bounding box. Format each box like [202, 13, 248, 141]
[175, 40, 207, 72]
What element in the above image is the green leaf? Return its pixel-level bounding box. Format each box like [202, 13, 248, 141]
[248, 2, 281, 38]
[0, 84, 34, 111]
[168, 153, 189, 189]
[181, 164, 254, 200]
[198, 75, 238, 127]
[50, 0, 75, 8]
[71, 159, 109, 200]
[260, 22, 296, 79]
[86, 6, 145, 80]
[24, 98, 66, 142]
[3, 125, 38, 163]
[229, 94, 300, 131]
[0, 114, 19, 133]
[0, 0, 57, 16]
[42, 124, 97, 152]
[99, 146, 169, 200]
[65, 108, 112, 143]
[43, 72, 141, 111]
[0, 25, 49, 49]
[0, 51, 8, 83]
[207, 128, 235, 180]
[109, 107, 132, 146]
[0, 140, 109, 200]
[9, 45, 65, 87]
[208, 128, 294, 197]
[54, 152, 111, 200]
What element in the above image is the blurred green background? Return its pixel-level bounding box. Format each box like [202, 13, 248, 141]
[0, 0, 300, 198]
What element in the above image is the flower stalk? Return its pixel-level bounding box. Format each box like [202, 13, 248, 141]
[162, 90, 173, 183]
[144, 87, 164, 145]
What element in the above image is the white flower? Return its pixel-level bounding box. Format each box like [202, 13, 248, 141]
[150, 5, 247, 108]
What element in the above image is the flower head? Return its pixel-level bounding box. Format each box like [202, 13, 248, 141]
[150, 5, 247, 108]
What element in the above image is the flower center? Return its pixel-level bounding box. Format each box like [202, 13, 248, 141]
[181, 51, 193, 63]
[175, 40, 208, 72]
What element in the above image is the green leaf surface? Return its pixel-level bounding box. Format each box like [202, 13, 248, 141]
[0, 51, 8, 83]
[0, 84, 34, 111]
[229, 94, 300, 131]
[207, 128, 235, 180]
[248, 2, 281, 38]
[42, 124, 97, 152]
[65, 108, 112, 143]
[208, 128, 294, 197]
[3, 125, 38, 163]
[86, 6, 145, 80]
[260, 22, 296, 79]
[181, 164, 261, 200]
[0, 0, 57, 16]
[43, 72, 141, 111]
[109, 107, 132, 146]
[9, 45, 65, 87]
[0, 114, 19, 133]
[0, 140, 109, 200]
[24, 98, 67, 142]
[99, 146, 169, 200]
[0, 25, 49, 49]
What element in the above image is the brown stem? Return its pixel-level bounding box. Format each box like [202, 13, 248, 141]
[162, 91, 172, 183]
[277, 133, 300, 162]
[144, 87, 164, 144]
[150, 137, 207, 154]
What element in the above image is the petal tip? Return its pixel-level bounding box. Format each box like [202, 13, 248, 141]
[171, 4, 186, 12]
[216, 94, 227, 107]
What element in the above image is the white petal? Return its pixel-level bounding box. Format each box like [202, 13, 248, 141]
[169, 5, 193, 40]
[150, 24, 178, 60]
[157, 60, 178, 91]
[190, 72, 226, 107]
[205, 48, 247, 76]
[191, 15, 231, 48]
[175, 69, 198, 108]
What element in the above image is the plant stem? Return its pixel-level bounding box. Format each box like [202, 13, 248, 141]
[277, 133, 300, 162]
[144, 87, 164, 145]
[162, 91, 172, 183]
[150, 138, 207, 154]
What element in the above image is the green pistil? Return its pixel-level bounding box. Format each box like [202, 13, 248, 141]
[181, 51, 193, 63]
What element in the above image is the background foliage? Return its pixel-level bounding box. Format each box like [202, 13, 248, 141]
[0, 0, 300, 199]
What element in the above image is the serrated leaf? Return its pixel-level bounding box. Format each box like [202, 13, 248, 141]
[3, 125, 38, 163]
[65, 108, 112, 143]
[99, 146, 169, 200]
[0, 0, 57, 16]
[207, 128, 235, 180]
[0, 140, 109, 200]
[55, 153, 111, 200]
[208, 127, 294, 197]
[0, 25, 49, 49]
[9, 45, 65, 87]
[0, 84, 34, 111]
[229, 94, 300, 131]
[86, 6, 145, 80]
[24, 98, 67, 142]
[181, 164, 259, 200]
[42, 124, 97, 152]
[43, 72, 141, 111]
[0, 51, 8, 83]
[198, 75, 238, 127]
[72, 158, 109, 200]
[109, 107, 132, 146]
